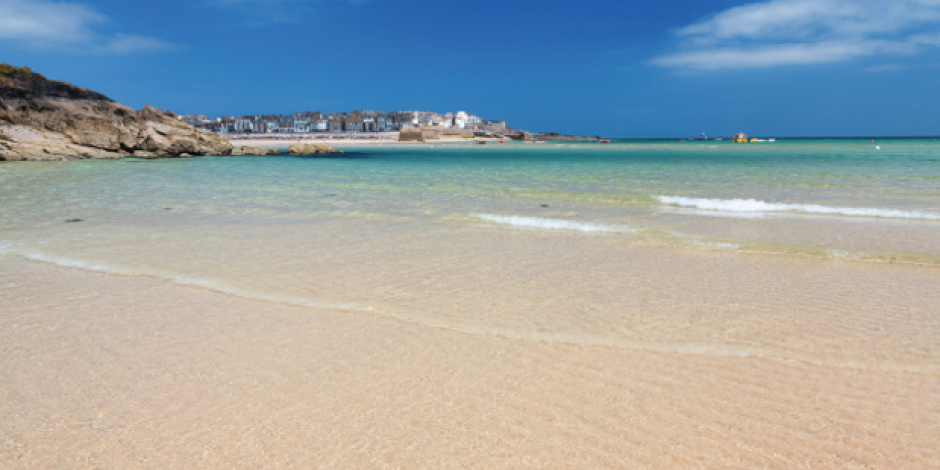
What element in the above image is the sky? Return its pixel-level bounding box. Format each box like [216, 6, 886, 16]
[2, 0, 940, 137]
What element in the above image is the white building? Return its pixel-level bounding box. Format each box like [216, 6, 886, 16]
[234, 118, 255, 133]
[292, 118, 311, 133]
[454, 111, 468, 129]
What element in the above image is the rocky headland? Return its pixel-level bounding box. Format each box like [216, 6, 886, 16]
[0, 64, 337, 161]
[287, 143, 343, 155]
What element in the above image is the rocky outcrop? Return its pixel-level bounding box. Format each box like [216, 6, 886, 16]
[0, 64, 232, 161]
[287, 143, 342, 155]
[530, 132, 599, 141]
[232, 145, 283, 156]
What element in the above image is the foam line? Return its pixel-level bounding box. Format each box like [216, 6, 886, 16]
[655, 196, 940, 220]
[472, 214, 635, 232]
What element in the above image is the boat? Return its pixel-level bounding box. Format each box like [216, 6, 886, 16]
[731, 132, 748, 143]
[535, 140, 546, 144]
[477, 140, 486, 145]
[699, 132, 707, 140]
[599, 139, 611, 144]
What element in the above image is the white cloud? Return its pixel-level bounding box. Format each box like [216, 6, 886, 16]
[98, 34, 179, 54]
[0, 0, 179, 53]
[651, 0, 940, 70]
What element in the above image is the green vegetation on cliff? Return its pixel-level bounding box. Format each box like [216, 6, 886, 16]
[0, 63, 111, 101]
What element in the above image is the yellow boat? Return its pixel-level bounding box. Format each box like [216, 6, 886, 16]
[731, 132, 748, 142]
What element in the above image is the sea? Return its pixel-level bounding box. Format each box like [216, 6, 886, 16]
[2, 138, 939, 371]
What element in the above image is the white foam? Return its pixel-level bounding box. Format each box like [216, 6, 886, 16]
[655, 196, 940, 220]
[18, 250, 137, 275]
[167, 274, 357, 310]
[826, 249, 863, 259]
[472, 214, 635, 233]
[686, 239, 741, 249]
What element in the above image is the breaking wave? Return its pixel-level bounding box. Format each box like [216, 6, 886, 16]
[471, 214, 635, 232]
[655, 196, 940, 220]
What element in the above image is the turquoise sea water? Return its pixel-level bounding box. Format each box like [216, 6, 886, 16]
[5, 138, 937, 256]
[2, 139, 939, 368]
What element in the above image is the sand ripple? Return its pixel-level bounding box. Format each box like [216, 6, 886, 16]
[1, 258, 937, 469]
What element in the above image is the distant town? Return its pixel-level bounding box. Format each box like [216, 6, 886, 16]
[180, 110, 513, 135]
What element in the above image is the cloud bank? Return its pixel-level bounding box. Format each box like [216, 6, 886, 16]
[0, 0, 178, 53]
[651, 0, 940, 70]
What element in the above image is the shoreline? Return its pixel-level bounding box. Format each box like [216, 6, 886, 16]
[230, 134, 507, 148]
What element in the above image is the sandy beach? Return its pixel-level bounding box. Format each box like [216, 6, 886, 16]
[229, 132, 507, 148]
[2, 256, 938, 470]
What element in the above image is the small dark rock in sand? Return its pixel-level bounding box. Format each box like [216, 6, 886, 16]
[541, 205, 549, 208]
[65, 218, 83, 223]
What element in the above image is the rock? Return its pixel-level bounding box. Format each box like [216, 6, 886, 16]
[232, 145, 283, 156]
[286, 143, 342, 155]
[0, 63, 233, 161]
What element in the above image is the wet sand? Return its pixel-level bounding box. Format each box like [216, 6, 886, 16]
[2, 257, 938, 469]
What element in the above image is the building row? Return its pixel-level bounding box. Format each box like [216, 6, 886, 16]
[180, 110, 508, 134]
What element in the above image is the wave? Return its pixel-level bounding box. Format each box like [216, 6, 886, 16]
[471, 214, 635, 233]
[655, 196, 940, 220]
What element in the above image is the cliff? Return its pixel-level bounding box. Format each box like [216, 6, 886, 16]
[0, 64, 233, 161]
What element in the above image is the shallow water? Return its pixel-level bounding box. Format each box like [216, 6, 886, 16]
[1, 139, 938, 369]
[5, 258, 938, 470]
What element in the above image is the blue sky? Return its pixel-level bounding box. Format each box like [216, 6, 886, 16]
[2, 0, 940, 137]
